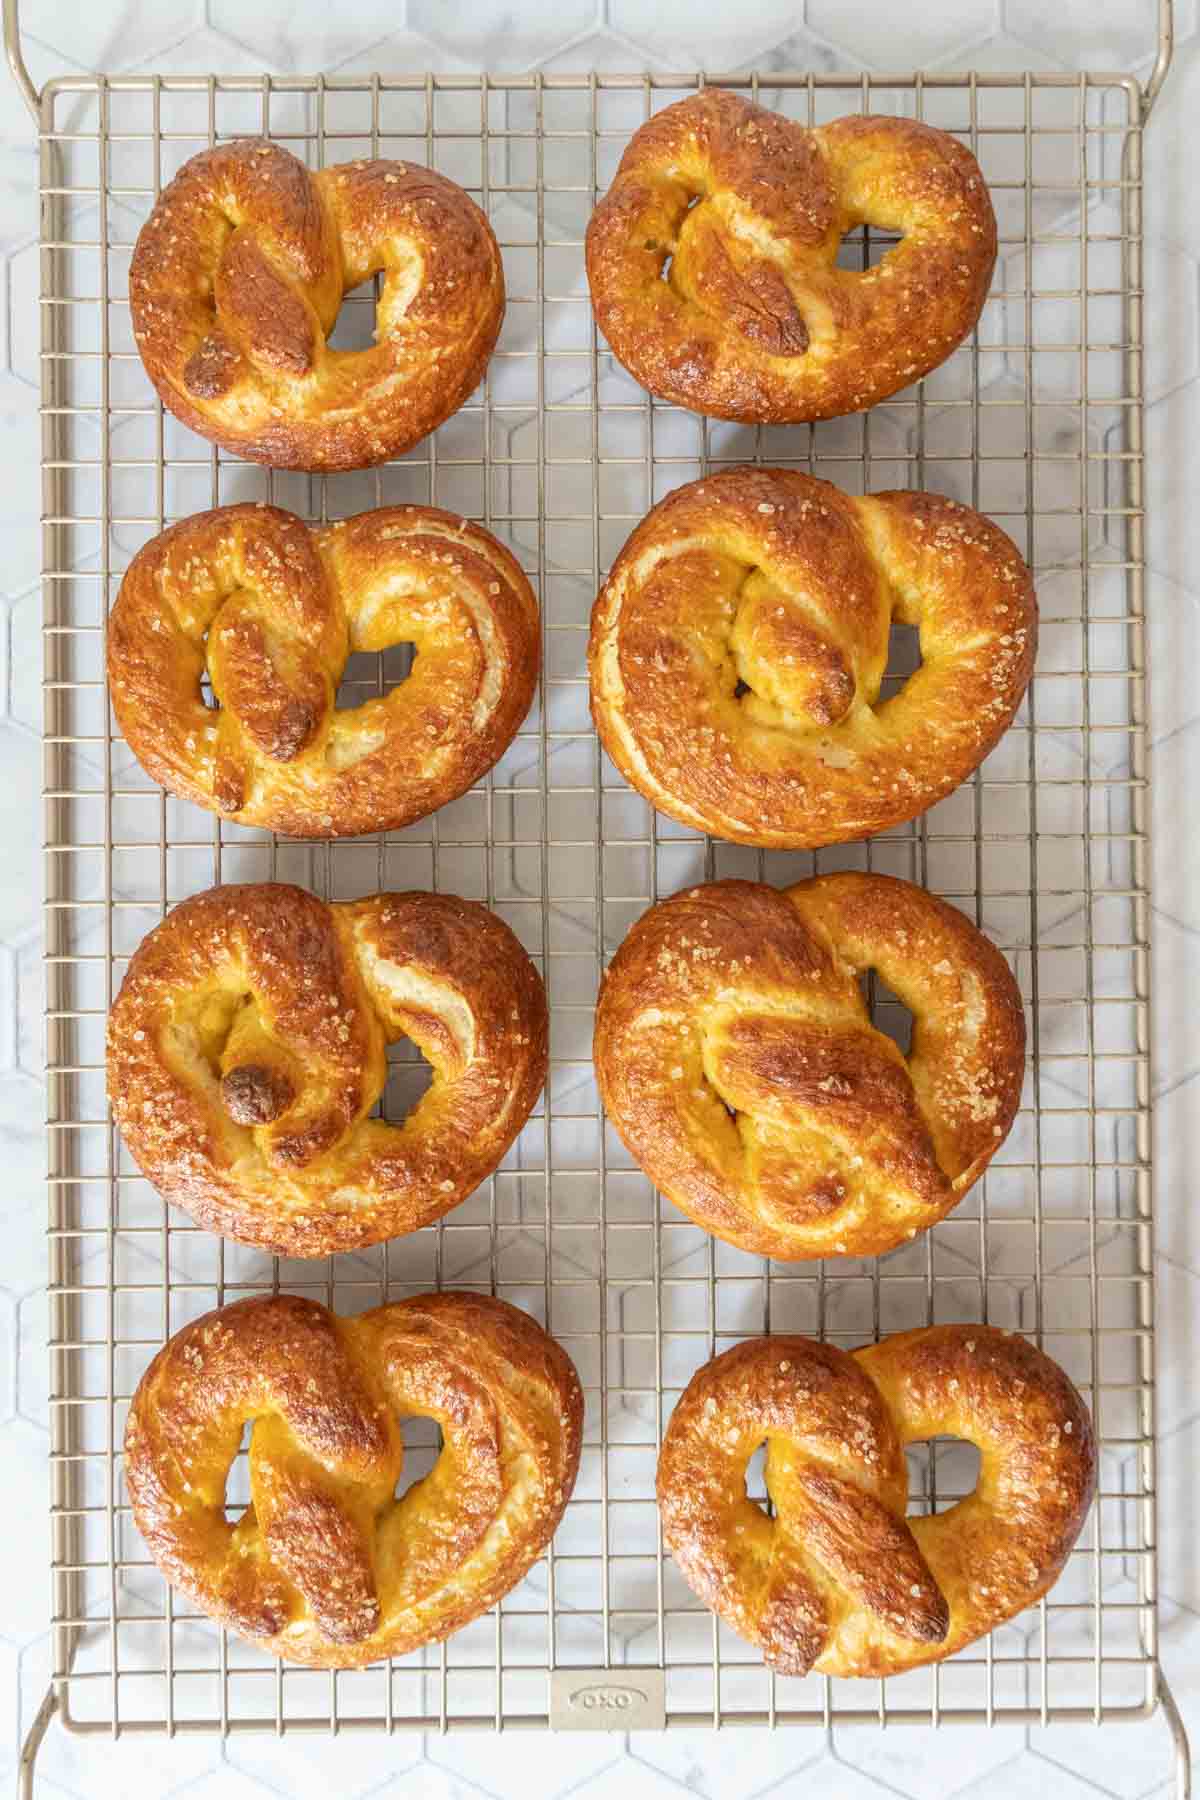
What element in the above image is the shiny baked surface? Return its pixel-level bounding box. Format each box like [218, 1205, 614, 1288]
[129, 138, 504, 471]
[586, 90, 996, 423]
[657, 1325, 1095, 1678]
[589, 465, 1036, 849]
[125, 1291, 583, 1668]
[107, 883, 548, 1256]
[593, 874, 1025, 1261]
[107, 502, 539, 839]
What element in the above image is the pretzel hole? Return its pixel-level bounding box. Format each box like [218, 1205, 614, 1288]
[744, 1441, 770, 1509]
[835, 223, 904, 275]
[906, 1437, 981, 1516]
[222, 1420, 254, 1522]
[654, 193, 703, 280]
[394, 1413, 444, 1504]
[377, 1038, 436, 1124]
[336, 644, 417, 709]
[880, 619, 922, 701]
[325, 282, 381, 354]
[863, 974, 914, 1057]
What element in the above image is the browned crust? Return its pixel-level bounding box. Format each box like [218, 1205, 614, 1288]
[129, 139, 504, 471]
[657, 1325, 1095, 1678]
[107, 501, 539, 839]
[106, 883, 549, 1256]
[125, 1291, 583, 1667]
[588, 465, 1036, 850]
[585, 91, 996, 423]
[592, 873, 1024, 1262]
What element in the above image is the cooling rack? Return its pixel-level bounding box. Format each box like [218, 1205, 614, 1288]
[7, 0, 1191, 1787]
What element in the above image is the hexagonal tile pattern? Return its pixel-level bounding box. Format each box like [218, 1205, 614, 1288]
[6, 585, 41, 734]
[608, 0, 807, 70]
[0, 380, 42, 598]
[834, 1724, 1027, 1798]
[0, 5, 1198, 1799]
[21, 0, 204, 74]
[1144, 240, 1200, 406]
[633, 1727, 827, 1797]
[806, 0, 998, 71]
[948, 1754, 1136, 1799]
[0, 84, 39, 254]
[409, 0, 598, 73]
[429, 1730, 620, 1799]
[1004, 0, 1180, 72]
[228, 1731, 424, 1800]
[1026, 1720, 1175, 1798]
[207, 1, 405, 74]
[1, 1425, 52, 1643]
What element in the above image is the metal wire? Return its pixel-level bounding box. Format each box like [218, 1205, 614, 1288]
[38, 65, 1162, 1738]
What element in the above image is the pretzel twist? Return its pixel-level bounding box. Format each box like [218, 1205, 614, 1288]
[125, 1292, 583, 1667]
[107, 503, 539, 839]
[586, 91, 996, 422]
[129, 139, 503, 470]
[589, 466, 1036, 849]
[594, 875, 1024, 1261]
[107, 883, 548, 1256]
[658, 1325, 1095, 1677]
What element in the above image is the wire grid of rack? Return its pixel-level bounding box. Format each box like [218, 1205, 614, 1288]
[14, 1, 1187, 1762]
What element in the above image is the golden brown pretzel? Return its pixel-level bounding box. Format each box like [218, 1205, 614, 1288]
[658, 1325, 1095, 1677]
[107, 883, 548, 1256]
[589, 466, 1036, 849]
[107, 503, 539, 839]
[586, 91, 995, 422]
[593, 874, 1024, 1261]
[126, 1291, 583, 1667]
[129, 138, 503, 470]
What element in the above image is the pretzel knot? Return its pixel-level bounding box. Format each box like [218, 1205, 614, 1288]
[107, 502, 539, 838]
[129, 139, 504, 470]
[586, 91, 996, 422]
[107, 883, 548, 1257]
[658, 1325, 1095, 1677]
[125, 1292, 583, 1667]
[589, 466, 1036, 849]
[594, 875, 1024, 1261]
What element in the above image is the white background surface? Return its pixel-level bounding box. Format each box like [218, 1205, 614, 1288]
[1, 2, 1197, 1796]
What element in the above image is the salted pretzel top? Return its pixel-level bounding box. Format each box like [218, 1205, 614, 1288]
[589, 466, 1036, 849]
[586, 91, 996, 422]
[593, 874, 1025, 1261]
[107, 503, 539, 839]
[107, 883, 548, 1257]
[125, 1291, 583, 1667]
[129, 138, 504, 470]
[658, 1325, 1095, 1677]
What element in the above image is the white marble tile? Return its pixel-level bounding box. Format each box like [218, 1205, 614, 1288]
[832, 1724, 1028, 1797]
[806, 0, 997, 70]
[0, 4, 1196, 1797]
[226, 1731, 426, 1800]
[1006, 0, 1192, 75]
[22, 0, 203, 77]
[407, 0, 600, 74]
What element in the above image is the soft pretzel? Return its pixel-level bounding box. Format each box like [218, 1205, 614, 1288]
[589, 466, 1035, 849]
[658, 1325, 1095, 1677]
[107, 883, 548, 1256]
[586, 91, 995, 422]
[125, 1291, 583, 1667]
[593, 874, 1024, 1261]
[129, 138, 503, 470]
[107, 503, 539, 839]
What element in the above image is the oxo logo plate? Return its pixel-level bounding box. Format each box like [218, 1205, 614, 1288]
[548, 1668, 667, 1731]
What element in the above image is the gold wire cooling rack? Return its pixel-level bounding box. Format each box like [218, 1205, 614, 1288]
[6, 0, 1192, 1788]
